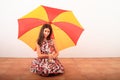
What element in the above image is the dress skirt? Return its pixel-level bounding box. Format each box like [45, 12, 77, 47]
[30, 57, 64, 76]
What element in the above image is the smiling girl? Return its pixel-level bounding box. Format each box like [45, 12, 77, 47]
[30, 24, 64, 77]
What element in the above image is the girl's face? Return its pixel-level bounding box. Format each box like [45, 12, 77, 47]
[43, 28, 50, 38]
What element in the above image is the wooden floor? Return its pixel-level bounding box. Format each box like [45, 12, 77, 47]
[0, 58, 120, 80]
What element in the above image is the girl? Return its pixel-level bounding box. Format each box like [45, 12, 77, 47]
[30, 24, 64, 77]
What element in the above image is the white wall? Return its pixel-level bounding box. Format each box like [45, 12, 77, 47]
[0, 0, 120, 58]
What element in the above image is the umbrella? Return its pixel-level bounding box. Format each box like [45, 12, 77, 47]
[18, 5, 84, 51]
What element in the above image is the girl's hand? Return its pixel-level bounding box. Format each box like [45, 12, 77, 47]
[48, 53, 53, 59]
[48, 53, 54, 62]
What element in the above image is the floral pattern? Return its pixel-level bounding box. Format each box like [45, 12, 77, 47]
[30, 39, 64, 76]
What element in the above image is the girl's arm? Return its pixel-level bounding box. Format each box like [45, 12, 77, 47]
[51, 39, 59, 58]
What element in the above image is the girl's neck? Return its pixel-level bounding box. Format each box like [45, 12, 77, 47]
[43, 38, 47, 41]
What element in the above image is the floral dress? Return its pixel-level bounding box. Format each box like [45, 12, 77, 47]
[30, 39, 64, 76]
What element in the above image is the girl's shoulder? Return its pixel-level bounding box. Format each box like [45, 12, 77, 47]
[50, 39, 55, 42]
[48, 39, 55, 44]
[47, 39, 53, 42]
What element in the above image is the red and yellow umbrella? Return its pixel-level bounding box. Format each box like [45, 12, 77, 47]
[18, 5, 84, 51]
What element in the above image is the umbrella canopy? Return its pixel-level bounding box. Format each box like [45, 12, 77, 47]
[18, 5, 84, 51]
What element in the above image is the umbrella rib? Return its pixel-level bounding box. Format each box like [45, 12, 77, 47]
[18, 18, 47, 38]
[53, 22, 84, 44]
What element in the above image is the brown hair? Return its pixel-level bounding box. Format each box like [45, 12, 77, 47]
[37, 24, 53, 46]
